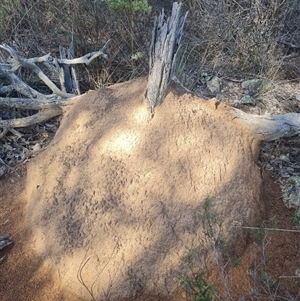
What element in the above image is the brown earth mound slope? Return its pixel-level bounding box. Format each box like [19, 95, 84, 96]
[25, 78, 264, 300]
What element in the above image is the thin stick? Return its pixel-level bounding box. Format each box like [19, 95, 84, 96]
[231, 225, 300, 233]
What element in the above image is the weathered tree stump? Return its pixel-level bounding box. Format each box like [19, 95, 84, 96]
[144, 2, 188, 112]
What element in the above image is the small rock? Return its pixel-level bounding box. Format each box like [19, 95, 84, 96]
[0, 166, 6, 178]
[296, 93, 300, 101]
[280, 154, 290, 163]
[207, 76, 221, 94]
[32, 143, 41, 152]
[241, 79, 271, 95]
[242, 79, 263, 93]
[281, 176, 300, 211]
[200, 72, 212, 84]
[240, 95, 256, 105]
[290, 148, 300, 157]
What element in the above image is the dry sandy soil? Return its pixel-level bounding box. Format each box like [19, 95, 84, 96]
[0, 78, 299, 301]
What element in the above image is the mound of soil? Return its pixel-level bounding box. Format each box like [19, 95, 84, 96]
[23, 78, 265, 300]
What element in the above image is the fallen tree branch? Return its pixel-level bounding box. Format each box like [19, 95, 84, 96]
[0, 63, 49, 100]
[231, 225, 300, 233]
[0, 44, 52, 65]
[231, 108, 300, 141]
[0, 97, 60, 109]
[57, 39, 110, 66]
[0, 44, 73, 98]
[0, 84, 15, 94]
[0, 107, 62, 128]
[0, 40, 109, 130]
[0, 40, 110, 100]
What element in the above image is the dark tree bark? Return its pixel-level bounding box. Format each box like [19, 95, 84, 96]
[58, 32, 80, 95]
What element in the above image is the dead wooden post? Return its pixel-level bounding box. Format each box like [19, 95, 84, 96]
[58, 31, 80, 95]
[145, 2, 188, 113]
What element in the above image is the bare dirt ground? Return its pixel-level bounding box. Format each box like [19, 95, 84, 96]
[0, 78, 300, 301]
[0, 169, 88, 301]
[1, 165, 299, 300]
[208, 171, 300, 300]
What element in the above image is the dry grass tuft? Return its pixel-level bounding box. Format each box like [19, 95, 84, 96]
[1, 0, 300, 90]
